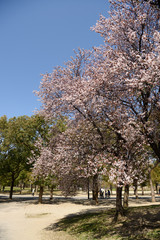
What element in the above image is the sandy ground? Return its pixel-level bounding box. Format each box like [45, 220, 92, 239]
[0, 193, 160, 240]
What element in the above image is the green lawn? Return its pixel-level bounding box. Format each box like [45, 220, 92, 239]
[0, 186, 62, 196]
[47, 205, 160, 240]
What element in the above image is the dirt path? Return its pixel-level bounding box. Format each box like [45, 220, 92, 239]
[0, 194, 160, 240]
[0, 200, 99, 240]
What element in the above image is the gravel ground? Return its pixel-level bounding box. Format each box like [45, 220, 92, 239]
[0, 193, 160, 240]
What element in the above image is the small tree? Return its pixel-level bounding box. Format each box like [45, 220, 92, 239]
[30, 116, 67, 203]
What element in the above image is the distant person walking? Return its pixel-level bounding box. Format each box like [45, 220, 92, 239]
[100, 188, 105, 198]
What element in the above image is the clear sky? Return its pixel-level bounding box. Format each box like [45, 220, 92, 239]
[0, 0, 109, 119]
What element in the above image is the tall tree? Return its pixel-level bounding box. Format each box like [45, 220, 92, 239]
[0, 115, 48, 199]
[35, 0, 159, 218]
[92, 0, 160, 161]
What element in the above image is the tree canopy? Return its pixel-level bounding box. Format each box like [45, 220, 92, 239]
[0, 114, 49, 199]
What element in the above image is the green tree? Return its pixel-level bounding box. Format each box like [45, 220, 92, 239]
[0, 115, 49, 199]
[151, 164, 160, 193]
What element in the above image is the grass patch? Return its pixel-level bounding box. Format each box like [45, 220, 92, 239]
[25, 213, 51, 218]
[0, 187, 62, 196]
[47, 205, 160, 240]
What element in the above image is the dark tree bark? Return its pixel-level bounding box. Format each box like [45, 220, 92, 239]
[30, 184, 33, 193]
[19, 184, 22, 194]
[123, 185, 129, 208]
[92, 174, 99, 204]
[87, 178, 90, 200]
[155, 183, 158, 194]
[9, 174, 15, 200]
[133, 179, 138, 199]
[38, 186, 44, 204]
[114, 186, 125, 221]
[50, 186, 54, 200]
[110, 184, 113, 194]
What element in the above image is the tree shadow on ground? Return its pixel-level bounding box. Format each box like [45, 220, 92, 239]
[0, 195, 37, 203]
[47, 197, 116, 206]
[45, 205, 160, 240]
[0, 194, 159, 207]
[0, 194, 116, 206]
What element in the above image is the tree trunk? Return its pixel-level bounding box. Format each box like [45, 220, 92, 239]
[9, 176, 15, 200]
[87, 178, 90, 200]
[110, 184, 113, 194]
[38, 186, 44, 204]
[115, 186, 124, 221]
[30, 183, 33, 192]
[19, 184, 22, 194]
[35, 185, 38, 194]
[50, 186, 54, 200]
[123, 185, 129, 208]
[133, 179, 138, 199]
[92, 174, 98, 204]
[155, 183, 158, 194]
[149, 171, 156, 202]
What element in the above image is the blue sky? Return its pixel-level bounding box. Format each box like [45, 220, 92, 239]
[0, 0, 109, 119]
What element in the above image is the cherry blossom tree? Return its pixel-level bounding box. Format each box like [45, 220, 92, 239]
[35, 0, 159, 217]
[30, 140, 55, 203]
[92, 0, 160, 161]
[91, 0, 159, 215]
[30, 116, 67, 203]
[51, 119, 113, 202]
